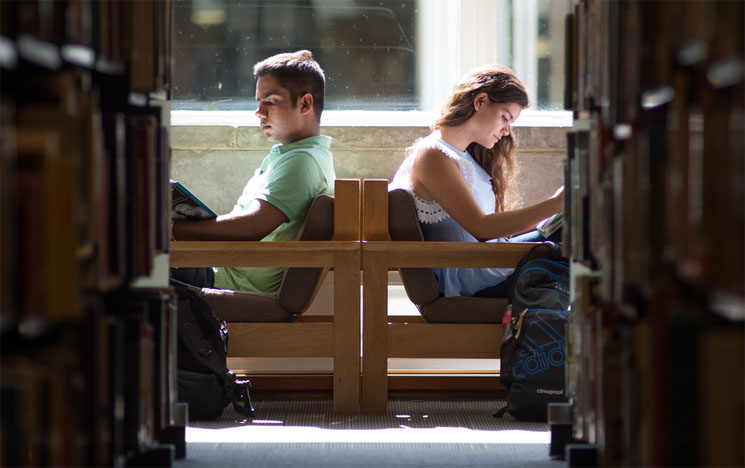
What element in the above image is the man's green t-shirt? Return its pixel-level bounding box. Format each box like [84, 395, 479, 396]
[212, 135, 335, 294]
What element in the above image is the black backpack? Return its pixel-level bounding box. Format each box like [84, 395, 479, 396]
[172, 279, 255, 421]
[495, 242, 570, 421]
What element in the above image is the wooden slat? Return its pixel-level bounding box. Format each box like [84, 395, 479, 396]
[387, 316, 426, 323]
[388, 376, 506, 391]
[291, 315, 338, 323]
[237, 374, 335, 391]
[362, 256, 390, 414]
[240, 374, 334, 391]
[363, 241, 539, 267]
[227, 322, 334, 357]
[229, 374, 507, 392]
[388, 369, 499, 374]
[169, 240, 358, 267]
[332, 179, 362, 413]
[388, 323, 502, 358]
[361, 179, 390, 413]
[333, 248, 361, 413]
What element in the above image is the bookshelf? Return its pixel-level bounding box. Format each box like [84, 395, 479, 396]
[1, 1, 179, 466]
[564, 1, 744, 467]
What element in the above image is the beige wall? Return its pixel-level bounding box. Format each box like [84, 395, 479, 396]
[170, 125, 568, 215]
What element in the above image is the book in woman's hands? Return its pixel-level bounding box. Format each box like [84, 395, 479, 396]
[536, 212, 563, 237]
[171, 179, 217, 220]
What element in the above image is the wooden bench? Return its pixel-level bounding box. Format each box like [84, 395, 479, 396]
[360, 179, 542, 413]
[170, 179, 361, 413]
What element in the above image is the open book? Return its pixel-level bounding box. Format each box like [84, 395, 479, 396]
[171, 179, 217, 220]
[536, 212, 563, 238]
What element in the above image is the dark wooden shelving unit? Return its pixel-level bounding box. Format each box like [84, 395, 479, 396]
[1, 1, 181, 466]
[563, 1, 744, 466]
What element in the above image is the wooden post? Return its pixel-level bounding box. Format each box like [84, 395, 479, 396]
[361, 179, 390, 413]
[332, 179, 361, 413]
[333, 179, 361, 241]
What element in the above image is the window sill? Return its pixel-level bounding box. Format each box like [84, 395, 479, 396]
[170, 109, 573, 128]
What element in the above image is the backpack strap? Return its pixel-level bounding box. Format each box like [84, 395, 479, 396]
[171, 277, 204, 296]
[172, 278, 229, 373]
[176, 295, 225, 373]
[508, 241, 563, 301]
[229, 375, 256, 418]
[493, 406, 507, 418]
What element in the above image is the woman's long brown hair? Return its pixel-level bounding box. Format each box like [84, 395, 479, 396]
[433, 65, 529, 212]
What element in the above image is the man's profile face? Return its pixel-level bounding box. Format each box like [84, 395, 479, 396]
[254, 74, 303, 145]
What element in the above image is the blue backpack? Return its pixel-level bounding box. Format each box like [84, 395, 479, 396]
[495, 242, 570, 421]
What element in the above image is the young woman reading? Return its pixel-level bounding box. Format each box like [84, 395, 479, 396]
[389, 64, 564, 298]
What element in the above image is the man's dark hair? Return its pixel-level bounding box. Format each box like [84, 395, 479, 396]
[254, 50, 326, 121]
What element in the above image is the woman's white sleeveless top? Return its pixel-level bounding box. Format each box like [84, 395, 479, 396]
[389, 132, 513, 297]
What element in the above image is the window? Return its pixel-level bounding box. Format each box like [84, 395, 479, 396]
[172, 0, 571, 113]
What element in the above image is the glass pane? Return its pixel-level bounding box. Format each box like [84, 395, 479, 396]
[535, 0, 570, 111]
[172, 0, 418, 110]
[171, 0, 569, 112]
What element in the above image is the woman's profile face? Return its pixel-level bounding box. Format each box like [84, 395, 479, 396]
[469, 96, 522, 149]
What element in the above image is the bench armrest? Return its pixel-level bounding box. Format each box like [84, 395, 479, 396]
[362, 241, 541, 268]
[170, 240, 359, 268]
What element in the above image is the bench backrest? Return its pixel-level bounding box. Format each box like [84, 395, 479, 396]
[387, 188, 508, 323]
[388, 189, 442, 308]
[277, 194, 335, 317]
[200, 194, 334, 322]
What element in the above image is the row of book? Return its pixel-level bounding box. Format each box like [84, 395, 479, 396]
[1, 0, 181, 466]
[0, 0, 171, 93]
[1, 292, 178, 467]
[1, 67, 169, 324]
[564, 1, 744, 467]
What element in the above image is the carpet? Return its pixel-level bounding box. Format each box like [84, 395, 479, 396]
[173, 396, 567, 468]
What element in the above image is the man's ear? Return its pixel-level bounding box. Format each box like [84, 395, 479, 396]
[474, 92, 488, 111]
[298, 93, 314, 115]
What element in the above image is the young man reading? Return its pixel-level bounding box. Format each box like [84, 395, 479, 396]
[172, 50, 336, 294]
